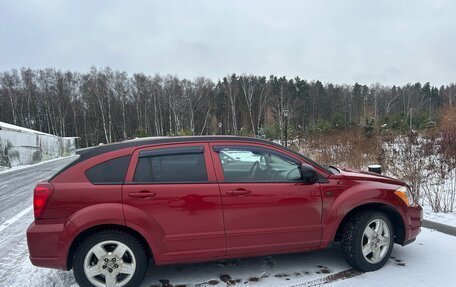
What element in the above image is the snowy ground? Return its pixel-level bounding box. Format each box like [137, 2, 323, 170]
[0, 158, 455, 287]
[422, 204, 456, 227]
[0, 155, 76, 174]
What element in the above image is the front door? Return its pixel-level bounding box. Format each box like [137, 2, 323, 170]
[122, 143, 225, 264]
[210, 143, 322, 256]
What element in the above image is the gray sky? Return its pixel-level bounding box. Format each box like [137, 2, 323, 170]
[0, 0, 455, 86]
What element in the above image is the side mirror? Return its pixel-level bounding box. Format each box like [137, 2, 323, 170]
[299, 164, 318, 184]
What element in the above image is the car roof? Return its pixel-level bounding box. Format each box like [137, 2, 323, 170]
[76, 136, 276, 159]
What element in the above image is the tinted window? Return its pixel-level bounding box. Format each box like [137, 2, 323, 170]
[133, 149, 208, 183]
[85, 155, 131, 184]
[217, 147, 301, 182]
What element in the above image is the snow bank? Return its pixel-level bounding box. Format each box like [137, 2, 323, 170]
[422, 204, 456, 227]
[0, 121, 76, 168]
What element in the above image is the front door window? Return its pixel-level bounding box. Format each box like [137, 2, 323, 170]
[217, 147, 301, 182]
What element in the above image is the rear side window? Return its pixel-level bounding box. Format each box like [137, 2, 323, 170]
[133, 147, 208, 183]
[85, 155, 131, 184]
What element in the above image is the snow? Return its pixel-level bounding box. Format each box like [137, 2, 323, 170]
[0, 157, 79, 287]
[0, 121, 55, 136]
[333, 229, 456, 287]
[368, 164, 381, 169]
[0, 155, 78, 175]
[0, 206, 33, 233]
[422, 204, 456, 227]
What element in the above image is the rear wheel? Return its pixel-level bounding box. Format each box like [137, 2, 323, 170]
[73, 230, 149, 287]
[340, 210, 394, 272]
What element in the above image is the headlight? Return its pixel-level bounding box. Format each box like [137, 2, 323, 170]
[394, 186, 415, 206]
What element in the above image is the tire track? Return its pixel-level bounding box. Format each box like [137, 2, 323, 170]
[289, 269, 363, 287]
[0, 206, 32, 233]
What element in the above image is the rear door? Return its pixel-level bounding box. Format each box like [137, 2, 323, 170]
[122, 143, 225, 263]
[210, 143, 323, 256]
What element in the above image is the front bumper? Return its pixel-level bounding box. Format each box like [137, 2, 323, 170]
[403, 204, 423, 245]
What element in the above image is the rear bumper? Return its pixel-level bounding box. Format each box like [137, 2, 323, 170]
[403, 204, 423, 244]
[27, 221, 71, 270]
[29, 256, 66, 270]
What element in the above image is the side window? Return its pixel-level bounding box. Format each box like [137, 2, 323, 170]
[133, 147, 208, 183]
[217, 147, 301, 182]
[85, 155, 131, 184]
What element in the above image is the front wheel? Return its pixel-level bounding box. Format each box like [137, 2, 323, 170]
[73, 230, 149, 287]
[341, 211, 394, 272]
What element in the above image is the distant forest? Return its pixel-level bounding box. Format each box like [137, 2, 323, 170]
[0, 68, 455, 147]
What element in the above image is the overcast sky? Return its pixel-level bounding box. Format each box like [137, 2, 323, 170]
[0, 0, 455, 86]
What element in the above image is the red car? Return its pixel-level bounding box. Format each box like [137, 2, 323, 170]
[27, 136, 422, 287]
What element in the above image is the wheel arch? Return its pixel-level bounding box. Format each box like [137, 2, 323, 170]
[66, 224, 153, 270]
[333, 203, 405, 245]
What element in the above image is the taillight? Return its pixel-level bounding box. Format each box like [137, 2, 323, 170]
[33, 182, 55, 219]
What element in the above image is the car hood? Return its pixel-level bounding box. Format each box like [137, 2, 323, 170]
[336, 166, 406, 186]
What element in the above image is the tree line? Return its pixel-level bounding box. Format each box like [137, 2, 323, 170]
[0, 67, 455, 147]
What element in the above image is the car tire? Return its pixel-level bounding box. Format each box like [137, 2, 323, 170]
[340, 210, 394, 272]
[73, 230, 149, 287]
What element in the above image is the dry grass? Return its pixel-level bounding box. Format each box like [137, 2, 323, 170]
[292, 107, 456, 212]
[438, 106, 456, 130]
[298, 129, 382, 169]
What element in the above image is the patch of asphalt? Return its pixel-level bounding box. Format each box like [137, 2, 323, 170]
[422, 219, 456, 236]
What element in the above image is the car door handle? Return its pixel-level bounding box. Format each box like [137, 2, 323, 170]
[129, 191, 157, 198]
[226, 189, 251, 196]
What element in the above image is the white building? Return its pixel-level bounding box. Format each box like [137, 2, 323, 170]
[0, 121, 76, 168]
